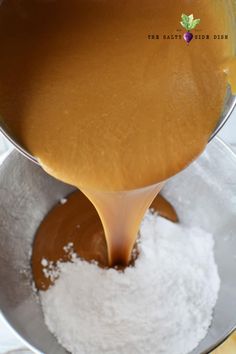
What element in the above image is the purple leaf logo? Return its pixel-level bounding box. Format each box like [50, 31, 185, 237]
[180, 14, 200, 45]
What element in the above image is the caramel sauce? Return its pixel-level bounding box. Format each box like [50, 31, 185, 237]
[0, 0, 235, 267]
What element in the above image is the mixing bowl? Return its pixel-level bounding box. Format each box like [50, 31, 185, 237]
[0, 137, 236, 354]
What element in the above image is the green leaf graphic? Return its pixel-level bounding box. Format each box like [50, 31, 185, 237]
[181, 14, 189, 23]
[180, 14, 200, 31]
[188, 14, 194, 25]
[190, 18, 201, 30]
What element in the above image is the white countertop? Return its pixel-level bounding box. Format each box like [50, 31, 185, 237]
[0, 111, 236, 353]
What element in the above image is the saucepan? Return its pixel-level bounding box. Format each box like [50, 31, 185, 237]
[0, 0, 236, 160]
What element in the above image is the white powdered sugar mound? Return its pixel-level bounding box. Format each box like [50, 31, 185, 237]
[40, 212, 220, 354]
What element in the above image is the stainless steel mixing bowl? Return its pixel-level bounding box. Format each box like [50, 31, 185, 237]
[0, 137, 236, 354]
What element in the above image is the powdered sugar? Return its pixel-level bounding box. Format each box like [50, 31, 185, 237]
[41, 258, 48, 267]
[42, 260, 60, 282]
[60, 198, 68, 205]
[40, 212, 220, 354]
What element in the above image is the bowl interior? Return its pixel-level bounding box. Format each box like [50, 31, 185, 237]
[0, 138, 236, 354]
